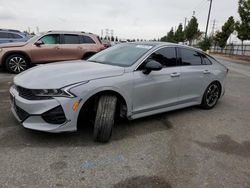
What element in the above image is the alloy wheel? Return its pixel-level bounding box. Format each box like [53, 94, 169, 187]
[8, 56, 27, 73]
[206, 84, 219, 107]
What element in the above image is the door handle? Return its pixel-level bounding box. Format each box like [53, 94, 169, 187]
[203, 70, 211, 74]
[55, 46, 60, 50]
[170, 72, 180, 77]
[78, 46, 83, 50]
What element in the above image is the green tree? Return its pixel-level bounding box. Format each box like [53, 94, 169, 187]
[214, 16, 235, 49]
[235, 0, 250, 54]
[198, 37, 212, 51]
[174, 24, 185, 43]
[184, 16, 199, 45]
[160, 35, 167, 42]
[166, 27, 176, 43]
[160, 27, 176, 43]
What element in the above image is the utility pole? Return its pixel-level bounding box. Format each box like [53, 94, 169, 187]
[211, 19, 216, 36]
[184, 17, 187, 30]
[205, 0, 213, 38]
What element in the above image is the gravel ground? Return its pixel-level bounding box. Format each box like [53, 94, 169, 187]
[0, 57, 249, 188]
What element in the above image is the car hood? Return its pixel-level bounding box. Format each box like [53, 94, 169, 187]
[0, 42, 27, 48]
[14, 60, 125, 89]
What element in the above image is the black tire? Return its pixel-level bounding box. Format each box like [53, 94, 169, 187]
[82, 52, 96, 60]
[93, 95, 117, 142]
[200, 82, 221, 109]
[5, 54, 29, 74]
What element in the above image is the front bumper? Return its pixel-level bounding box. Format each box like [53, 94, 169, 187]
[9, 85, 79, 133]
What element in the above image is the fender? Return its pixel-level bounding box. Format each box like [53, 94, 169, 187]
[73, 86, 132, 123]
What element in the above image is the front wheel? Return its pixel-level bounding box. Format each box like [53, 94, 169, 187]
[5, 54, 29, 74]
[93, 95, 117, 142]
[200, 82, 221, 109]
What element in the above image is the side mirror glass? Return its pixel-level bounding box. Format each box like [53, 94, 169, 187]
[143, 60, 163, 74]
[35, 40, 44, 46]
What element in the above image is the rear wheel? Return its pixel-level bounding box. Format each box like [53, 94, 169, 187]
[93, 95, 117, 142]
[201, 82, 220, 109]
[5, 54, 29, 74]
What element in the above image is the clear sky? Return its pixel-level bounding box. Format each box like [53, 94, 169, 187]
[0, 0, 239, 39]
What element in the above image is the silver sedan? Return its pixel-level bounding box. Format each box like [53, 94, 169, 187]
[10, 42, 228, 142]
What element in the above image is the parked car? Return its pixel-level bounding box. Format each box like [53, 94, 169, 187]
[101, 40, 111, 48]
[0, 31, 105, 73]
[0, 29, 29, 44]
[10, 42, 228, 142]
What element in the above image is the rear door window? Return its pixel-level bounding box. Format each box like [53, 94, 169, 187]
[64, 34, 80, 44]
[180, 48, 203, 66]
[82, 36, 96, 44]
[11, 33, 23, 39]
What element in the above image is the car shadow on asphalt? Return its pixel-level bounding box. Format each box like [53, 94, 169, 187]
[0, 105, 203, 148]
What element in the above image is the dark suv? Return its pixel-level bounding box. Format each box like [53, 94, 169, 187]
[0, 29, 29, 44]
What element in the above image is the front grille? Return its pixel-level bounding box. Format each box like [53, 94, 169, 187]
[42, 106, 66, 124]
[16, 86, 51, 100]
[15, 105, 29, 121]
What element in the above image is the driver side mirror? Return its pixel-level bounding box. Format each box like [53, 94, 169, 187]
[34, 40, 44, 46]
[143, 60, 163, 74]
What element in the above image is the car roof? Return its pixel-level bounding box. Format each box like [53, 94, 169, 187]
[46, 30, 97, 36]
[126, 41, 203, 52]
[0, 29, 22, 33]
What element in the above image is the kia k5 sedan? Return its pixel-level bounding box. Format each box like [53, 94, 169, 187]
[10, 42, 228, 142]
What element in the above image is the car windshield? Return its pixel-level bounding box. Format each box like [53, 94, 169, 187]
[88, 43, 153, 67]
[27, 35, 40, 43]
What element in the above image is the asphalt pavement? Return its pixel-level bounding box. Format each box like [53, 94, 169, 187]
[0, 57, 249, 188]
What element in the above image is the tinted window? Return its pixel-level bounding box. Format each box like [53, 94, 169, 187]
[0, 32, 11, 38]
[207, 56, 218, 64]
[64, 34, 80, 44]
[202, 54, 212, 65]
[180, 48, 202, 65]
[82, 36, 95, 44]
[40, 34, 60, 44]
[147, 47, 177, 67]
[12, 33, 23, 39]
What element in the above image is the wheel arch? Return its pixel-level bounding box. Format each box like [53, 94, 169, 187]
[210, 80, 222, 97]
[76, 89, 129, 130]
[2, 51, 31, 68]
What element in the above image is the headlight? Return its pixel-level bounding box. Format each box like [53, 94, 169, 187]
[32, 88, 75, 98]
[0, 48, 2, 52]
[31, 81, 89, 98]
